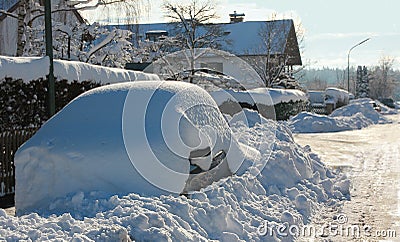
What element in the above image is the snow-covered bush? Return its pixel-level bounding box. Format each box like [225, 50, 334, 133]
[0, 56, 159, 131]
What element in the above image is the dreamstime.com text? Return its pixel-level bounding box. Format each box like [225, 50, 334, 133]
[257, 214, 397, 239]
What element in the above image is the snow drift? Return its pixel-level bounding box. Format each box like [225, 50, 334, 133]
[15, 81, 244, 215]
[3, 108, 349, 241]
[289, 98, 391, 133]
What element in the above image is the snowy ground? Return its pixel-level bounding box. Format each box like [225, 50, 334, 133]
[294, 113, 400, 241]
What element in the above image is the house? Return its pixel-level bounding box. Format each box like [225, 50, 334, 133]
[114, 13, 302, 83]
[0, 0, 85, 56]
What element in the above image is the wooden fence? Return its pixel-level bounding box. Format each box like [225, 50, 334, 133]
[309, 103, 329, 115]
[0, 129, 37, 198]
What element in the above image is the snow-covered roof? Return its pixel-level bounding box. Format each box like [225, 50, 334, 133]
[109, 19, 302, 65]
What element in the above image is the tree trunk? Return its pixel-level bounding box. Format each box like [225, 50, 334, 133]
[16, 0, 27, 56]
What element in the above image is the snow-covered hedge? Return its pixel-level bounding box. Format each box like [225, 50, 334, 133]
[0, 56, 159, 131]
[210, 88, 308, 120]
[0, 56, 159, 84]
[0, 78, 101, 130]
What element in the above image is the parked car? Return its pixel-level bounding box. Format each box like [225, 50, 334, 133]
[15, 81, 244, 214]
[378, 97, 396, 108]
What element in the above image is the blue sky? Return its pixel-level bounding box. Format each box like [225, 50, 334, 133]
[87, 0, 400, 69]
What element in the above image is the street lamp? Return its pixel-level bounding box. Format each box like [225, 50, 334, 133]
[347, 38, 370, 92]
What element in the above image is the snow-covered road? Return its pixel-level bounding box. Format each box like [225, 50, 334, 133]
[294, 114, 400, 241]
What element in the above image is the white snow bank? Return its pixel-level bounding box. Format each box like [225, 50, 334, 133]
[289, 98, 391, 133]
[330, 98, 390, 124]
[2, 109, 349, 241]
[288, 112, 374, 133]
[15, 81, 244, 215]
[210, 88, 307, 106]
[0, 56, 159, 83]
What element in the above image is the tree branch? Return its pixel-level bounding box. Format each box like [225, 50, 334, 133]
[0, 10, 18, 19]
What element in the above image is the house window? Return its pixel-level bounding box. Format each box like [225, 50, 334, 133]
[145, 30, 168, 42]
[200, 62, 223, 73]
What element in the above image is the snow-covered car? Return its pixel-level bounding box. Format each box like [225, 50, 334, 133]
[15, 81, 244, 214]
[378, 98, 395, 109]
[324, 87, 350, 109]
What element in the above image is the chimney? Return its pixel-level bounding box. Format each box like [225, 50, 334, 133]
[229, 11, 245, 23]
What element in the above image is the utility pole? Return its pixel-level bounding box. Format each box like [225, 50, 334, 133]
[45, 0, 55, 116]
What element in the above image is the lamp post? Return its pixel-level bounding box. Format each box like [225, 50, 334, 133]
[347, 38, 370, 92]
[45, 0, 55, 116]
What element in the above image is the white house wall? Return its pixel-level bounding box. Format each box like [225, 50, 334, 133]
[0, 15, 18, 56]
[193, 55, 264, 89]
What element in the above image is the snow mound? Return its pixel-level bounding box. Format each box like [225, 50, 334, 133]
[15, 81, 244, 215]
[288, 112, 374, 133]
[289, 98, 391, 133]
[229, 108, 269, 128]
[3, 109, 349, 241]
[330, 98, 390, 124]
[0, 56, 159, 83]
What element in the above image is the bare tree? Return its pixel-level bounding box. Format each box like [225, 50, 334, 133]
[243, 14, 304, 87]
[0, 0, 149, 56]
[369, 56, 396, 99]
[162, 0, 228, 74]
[305, 77, 328, 90]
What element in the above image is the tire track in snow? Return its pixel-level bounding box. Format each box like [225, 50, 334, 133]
[294, 114, 400, 241]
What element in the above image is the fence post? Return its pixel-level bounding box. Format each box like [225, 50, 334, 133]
[0, 128, 37, 202]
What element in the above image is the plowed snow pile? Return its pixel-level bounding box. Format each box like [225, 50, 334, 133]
[289, 98, 391, 133]
[1, 104, 349, 241]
